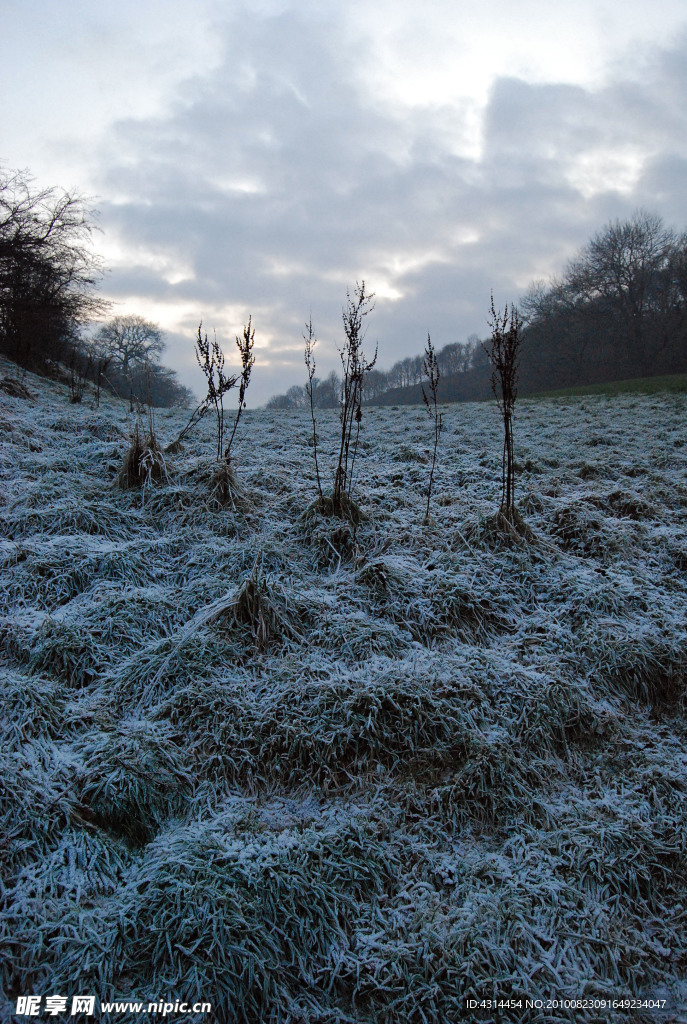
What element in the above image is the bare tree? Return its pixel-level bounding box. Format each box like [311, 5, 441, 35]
[0, 167, 106, 369]
[567, 211, 675, 375]
[437, 340, 472, 376]
[96, 314, 164, 410]
[97, 315, 164, 377]
[315, 371, 341, 409]
[361, 367, 388, 401]
[484, 295, 521, 520]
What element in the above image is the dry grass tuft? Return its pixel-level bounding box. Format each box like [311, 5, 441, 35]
[117, 421, 167, 489]
[301, 493, 366, 565]
[304, 491, 364, 525]
[1, 375, 34, 399]
[207, 457, 249, 511]
[227, 559, 299, 651]
[463, 505, 537, 549]
[75, 719, 193, 845]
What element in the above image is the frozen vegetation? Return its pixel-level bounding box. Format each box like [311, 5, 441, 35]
[1, 364, 686, 1023]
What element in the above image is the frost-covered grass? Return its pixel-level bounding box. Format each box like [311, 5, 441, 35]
[1, 368, 687, 1022]
[531, 372, 687, 398]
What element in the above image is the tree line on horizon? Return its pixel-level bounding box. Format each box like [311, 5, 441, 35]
[267, 210, 687, 409]
[266, 334, 485, 410]
[0, 168, 192, 407]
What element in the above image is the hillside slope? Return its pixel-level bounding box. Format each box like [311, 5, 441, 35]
[1, 370, 687, 1022]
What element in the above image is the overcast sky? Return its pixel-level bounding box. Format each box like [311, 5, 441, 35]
[2, 0, 687, 404]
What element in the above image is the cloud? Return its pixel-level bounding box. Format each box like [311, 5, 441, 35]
[89, 10, 687, 403]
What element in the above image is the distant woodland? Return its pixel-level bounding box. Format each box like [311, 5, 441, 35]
[267, 211, 687, 408]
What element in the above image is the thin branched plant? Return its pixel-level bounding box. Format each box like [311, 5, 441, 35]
[166, 396, 210, 453]
[195, 323, 238, 462]
[92, 350, 111, 410]
[422, 333, 442, 523]
[484, 295, 522, 520]
[304, 316, 323, 499]
[223, 316, 255, 465]
[68, 347, 92, 405]
[332, 281, 377, 514]
[168, 320, 254, 458]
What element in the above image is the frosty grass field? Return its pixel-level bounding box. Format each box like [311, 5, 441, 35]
[1, 366, 686, 1023]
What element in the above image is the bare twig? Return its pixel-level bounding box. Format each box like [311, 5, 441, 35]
[304, 316, 323, 498]
[333, 281, 377, 512]
[224, 317, 255, 463]
[422, 333, 442, 523]
[194, 323, 238, 461]
[484, 294, 522, 519]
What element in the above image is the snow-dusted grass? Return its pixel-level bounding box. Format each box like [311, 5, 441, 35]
[1, 368, 686, 1022]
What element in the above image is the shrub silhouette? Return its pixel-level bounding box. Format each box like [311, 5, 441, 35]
[484, 294, 522, 521]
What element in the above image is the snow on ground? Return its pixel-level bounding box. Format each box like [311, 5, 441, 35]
[1, 365, 686, 1022]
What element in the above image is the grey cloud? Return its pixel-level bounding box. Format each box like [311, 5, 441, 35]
[92, 12, 687, 404]
[637, 155, 687, 225]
